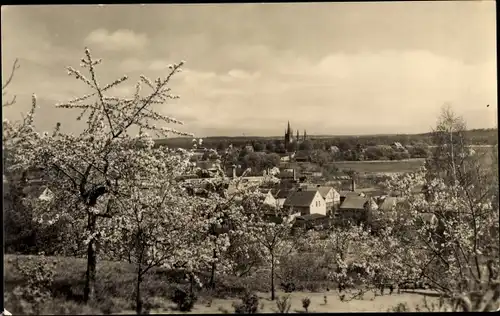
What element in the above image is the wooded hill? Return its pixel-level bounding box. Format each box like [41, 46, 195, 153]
[154, 128, 498, 149]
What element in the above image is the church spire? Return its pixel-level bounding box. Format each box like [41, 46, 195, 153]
[303, 130, 307, 141]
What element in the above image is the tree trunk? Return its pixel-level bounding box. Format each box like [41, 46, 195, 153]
[136, 271, 143, 315]
[189, 273, 194, 295]
[271, 252, 275, 301]
[210, 248, 217, 289]
[84, 213, 97, 303]
[449, 128, 457, 184]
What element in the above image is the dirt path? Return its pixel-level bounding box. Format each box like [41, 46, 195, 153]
[116, 290, 438, 314]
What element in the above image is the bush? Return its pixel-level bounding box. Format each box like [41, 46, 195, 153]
[171, 287, 197, 312]
[302, 297, 311, 312]
[233, 292, 259, 314]
[276, 295, 292, 313]
[278, 252, 330, 292]
[280, 281, 296, 293]
[7, 256, 57, 314]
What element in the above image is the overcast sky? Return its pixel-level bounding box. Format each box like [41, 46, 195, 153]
[1, 3, 497, 137]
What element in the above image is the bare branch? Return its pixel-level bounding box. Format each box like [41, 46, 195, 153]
[2, 58, 20, 107]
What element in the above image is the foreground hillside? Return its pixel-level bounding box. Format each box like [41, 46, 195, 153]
[4, 254, 437, 314]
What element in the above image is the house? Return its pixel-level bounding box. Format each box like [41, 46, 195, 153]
[356, 187, 387, 199]
[330, 146, 340, 154]
[272, 189, 295, 208]
[280, 154, 291, 162]
[339, 190, 365, 204]
[335, 195, 376, 225]
[283, 189, 327, 216]
[259, 188, 278, 207]
[279, 168, 297, 181]
[376, 196, 401, 212]
[294, 150, 310, 162]
[300, 185, 340, 214]
[391, 142, 405, 150]
[244, 145, 254, 152]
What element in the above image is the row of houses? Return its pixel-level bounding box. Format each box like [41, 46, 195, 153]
[255, 174, 407, 228]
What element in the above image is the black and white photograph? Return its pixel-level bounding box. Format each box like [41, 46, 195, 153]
[2, 2, 498, 314]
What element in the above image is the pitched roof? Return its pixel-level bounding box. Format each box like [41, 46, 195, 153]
[273, 189, 295, 200]
[339, 196, 369, 210]
[339, 190, 365, 198]
[377, 197, 399, 212]
[283, 190, 319, 207]
[301, 185, 334, 199]
[259, 188, 272, 194]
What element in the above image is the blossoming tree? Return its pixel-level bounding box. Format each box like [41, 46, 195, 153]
[22, 48, 192, 303]
[382, 162, 499, 296]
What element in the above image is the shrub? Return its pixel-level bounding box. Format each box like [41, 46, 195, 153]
[280, 281, 296, 293]
[7, 256, 57, 314]
[233, 292, 259, 314]
[302, 297, 311, 312]
[389, 302, 409, 312]
[51, 299, 104, 314]
[276, 295, 292, 313]
[170, 287, 197, 312]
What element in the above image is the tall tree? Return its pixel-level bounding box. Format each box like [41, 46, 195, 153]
[427, 104, 469, 185]
[22, 48, 191, 303]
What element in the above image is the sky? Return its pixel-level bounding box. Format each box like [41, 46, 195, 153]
[1, 2, 497, 137]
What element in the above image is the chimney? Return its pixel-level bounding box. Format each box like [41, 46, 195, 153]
[292, 169, 296, 181]
[232, 164, 237, 178]
[351, 177, 356, 192]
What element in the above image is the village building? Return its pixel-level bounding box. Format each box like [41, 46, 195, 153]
[339, 190, 365, 204]
[282, 189, 327, 216]
[376, 196, 401, 212]
[335, 195, 377, 226]
[259, 188, 278, 207]
[299, 184, 340, 214]
[283, 121, 307, 151]
[272, 188, 295, 208]
[244, 145, 254, 152]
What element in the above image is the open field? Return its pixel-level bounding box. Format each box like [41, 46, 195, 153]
[4, 254, 437, 314]
[286, 145, 496, 176]
[331, 159, 426, 175]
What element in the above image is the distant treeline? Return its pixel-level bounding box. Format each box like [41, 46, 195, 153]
[154, 128, 498, 150]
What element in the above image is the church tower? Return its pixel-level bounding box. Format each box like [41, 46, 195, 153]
[284, 121, 294, 144]
[303, 130, 307, 141]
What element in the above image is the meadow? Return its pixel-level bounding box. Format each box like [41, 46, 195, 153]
[331, 159, 426, 175]
[3, 254, 438, 314]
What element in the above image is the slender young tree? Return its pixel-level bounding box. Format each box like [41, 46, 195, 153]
[427, 104, 469, 186]
[249, 204, 295, 301]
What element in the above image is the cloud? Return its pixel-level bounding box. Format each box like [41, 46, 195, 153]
[160, 48, 496, 135]
[120, 57, 145, 72]
[84, 29, 149, 51]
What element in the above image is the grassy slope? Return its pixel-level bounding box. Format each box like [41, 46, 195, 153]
[4, 254, 437, 314]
